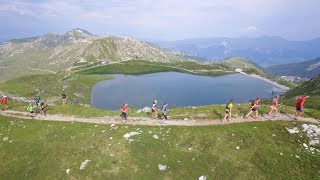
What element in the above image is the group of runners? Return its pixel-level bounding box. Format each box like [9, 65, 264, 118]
[26, 96, 47, 117]
[120, 95, 309, 124]
[121, 100, 168, 124]
[0, 94, 310, 123]
[223, 95, 309, 123]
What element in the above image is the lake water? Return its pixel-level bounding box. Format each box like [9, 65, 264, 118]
[92, 72, 284, 110]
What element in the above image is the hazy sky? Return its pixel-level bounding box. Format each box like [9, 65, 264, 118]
[0, 0, 319, 41]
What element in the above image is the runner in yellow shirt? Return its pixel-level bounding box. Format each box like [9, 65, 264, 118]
[223, 99, 233, 123]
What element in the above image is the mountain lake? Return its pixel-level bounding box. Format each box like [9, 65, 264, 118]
[92, 72, 286, 110]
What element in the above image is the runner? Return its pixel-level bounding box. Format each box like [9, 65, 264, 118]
[294, 95, 308, 120]
[268, 96, 280, 117]
[35, 97, 41, 106]
[27, 102, 35, 118]
[121, 103, 129, 123]
[151, 100, 158, 119]
[160, 102, 168, 124]
[244, 98, 261, 119]
[61, 92, 67, 106]
[223, 99, 233, 123]
[39, 101, 46, 116]
[1, 96, 8, 111]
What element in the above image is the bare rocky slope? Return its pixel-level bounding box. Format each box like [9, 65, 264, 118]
[0, 29, 183, 82]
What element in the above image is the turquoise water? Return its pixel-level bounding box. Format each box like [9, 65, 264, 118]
[92, 72, 283, 110]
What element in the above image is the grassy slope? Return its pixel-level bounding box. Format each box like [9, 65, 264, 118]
[0, 73, 111, 104]
[284, 76, 320, 98]
[0, 116, 319, 179]
[78, 60, 233, 76]
[222, 57, 296, 88]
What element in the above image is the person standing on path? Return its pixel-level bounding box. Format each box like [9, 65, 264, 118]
[62, 92, 67, 106]
[1, 96, 8, 111]
[223, 99, 233, 123]
[151, 100, 158, 119]
[121, 103, 129, 123]
[294, 95, 308, 120]
[160, 102, 168, 124]
[244, 98, 261, 119]
[268, 96, 280, 117]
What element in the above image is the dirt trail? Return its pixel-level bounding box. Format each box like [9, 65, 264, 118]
[1, 110, 319, 126]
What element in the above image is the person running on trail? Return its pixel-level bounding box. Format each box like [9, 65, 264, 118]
[223, 99, 233, 123]
[1, 96, 8, 111]
[268, 96, 280, 117]
[35, 97, 41, 106]
[160, 102, 168, 124]
[244, 98, 261, 119]
[294, 95, 308, 120]
[39, 101, 46, 116]
[121, 103, 129, 123]
[151, 100, 158, 119]
[61, 92, 67, 106]
[27, 103, 35, 118]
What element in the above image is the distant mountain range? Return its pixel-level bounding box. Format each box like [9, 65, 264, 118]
[0, 29, 184, 82]
[156, 36, 320, 67]
[266, 58, 320, 78]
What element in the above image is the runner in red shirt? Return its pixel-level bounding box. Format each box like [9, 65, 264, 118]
[1, 96, 8, 111]
[294, 95, 308, 120]
[120, 103, 129, 123]
[268, 96, 280, 117]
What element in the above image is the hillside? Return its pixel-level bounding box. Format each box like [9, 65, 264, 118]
[156, 36, 320, 66]
[284, 75, 320, 98]
[0, 29, 183, 83]
[266, 58, 320, 78]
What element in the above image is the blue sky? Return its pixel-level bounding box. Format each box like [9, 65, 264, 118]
[0, 0, 319, 41]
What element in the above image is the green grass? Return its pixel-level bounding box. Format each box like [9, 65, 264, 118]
[0, 116, 319, 179]
[0, 73, 112, 104]
[284, 76, 320, 98]
[78, 60, 233, 76]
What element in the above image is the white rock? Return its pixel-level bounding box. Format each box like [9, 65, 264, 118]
[189, 148, 192, 151]
[303, 143, 308, 148]
[109, 137, 113, 140]
[66, 169, 70, 173]
[111, 124, 115, 127]
[158, 164, 167, 171]
[236, 146, 240, 150]
[184, 118, 188, 121]
[286, 127, 299, 134]
[301, 124, 309, 131]
[3, 137, 9, 141]
[295, 155, 300, 159]
[309, 140, 320, 145]
[79, 159, 91, 170]
[153, 135, 159, 139]
[199, 175, 207, 180]
[136, 106, 151, 113]
[123, 132, 140, 140]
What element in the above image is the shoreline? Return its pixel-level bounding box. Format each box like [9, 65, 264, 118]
[238, 72, 290, 91]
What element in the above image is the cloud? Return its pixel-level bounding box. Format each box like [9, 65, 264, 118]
[0, 0, 320, 40]
[241, 26, 258, 33]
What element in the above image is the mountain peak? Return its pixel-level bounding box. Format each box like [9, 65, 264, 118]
[66, 28, 95, 39]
